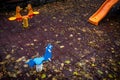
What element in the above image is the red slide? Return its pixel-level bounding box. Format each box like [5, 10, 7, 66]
[88, 0, 119, 26]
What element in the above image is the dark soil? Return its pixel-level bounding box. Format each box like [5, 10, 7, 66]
[0, 0, 120, 80]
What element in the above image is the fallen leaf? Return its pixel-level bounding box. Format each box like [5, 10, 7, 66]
[16, 56, 25, 62]
[41, 74, 46, 79]
[23, 64, 28, 67]
[0, 61, 7, 65]
[91, 57, 96, 62]
[61, 63, 64, 67]
[54, 69, 60, 73]
[52, 77, 57, 80]
[5, 54, 11, 59]
[84, 73, 92, 79]
[69, 34, 73, 37]
[60, 45, 64, 48]
[118, 62, 120, 65]
[31, 43, 34, 46]
[59, 19, 62, 22]
[103, 78, 107, 80]
[12, 73, 17, 78]
[11, 49, 15, 54]
[73, 71, 78, 76]
[91, 63, 96, 67]
[34, 39, 38, 42]
[108, 74, 113, 78]
[65, 60, 71, 64]
[26, 43, 30, 46]
[52, 16, 56, 19]
[26, 73, 30, 77]
[44, 28, 47, 31]
[56, 41, 61, 44]
[35, 78, 39, 80]
[16, 70, 22, 74]
[97, 70, 103, 75]
[76, 62, 82, 67]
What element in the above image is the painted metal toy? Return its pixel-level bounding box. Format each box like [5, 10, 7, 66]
[26, 44, 53, 72]
[8, 4, 39, 28]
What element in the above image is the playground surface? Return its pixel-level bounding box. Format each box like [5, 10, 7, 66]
[0, 0, 120, 79]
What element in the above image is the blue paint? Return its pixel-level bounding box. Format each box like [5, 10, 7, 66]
[44, 43, 53, 61]
[26, 59, 35, 67]
[27, 44, 53, 68]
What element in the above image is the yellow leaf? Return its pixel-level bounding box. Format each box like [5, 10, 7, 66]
[65, 60, 71, 64]
[35, 78, 39, 80]
[103, 78, 106, 80]
[73, 71, 78, 76]
[108, 74, 113, 78]
[97, 70, 103, 75]
[91, 63, 96, 67]
[41, 74, 46, 79]
[84, 73, 92, 79]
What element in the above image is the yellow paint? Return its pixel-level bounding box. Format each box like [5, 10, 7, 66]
[8, 17, 16, 21]
[33, 11, 39, 14]
[23, 17, 28, 28]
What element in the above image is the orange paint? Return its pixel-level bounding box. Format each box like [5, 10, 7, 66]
[27, 4, 34, 18]
[15, 6, 22, 21]
[88, 0, 119, 25]
[8, 4, 40, 28]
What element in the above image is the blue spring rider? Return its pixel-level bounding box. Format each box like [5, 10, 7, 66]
[26, 44, 53, 72]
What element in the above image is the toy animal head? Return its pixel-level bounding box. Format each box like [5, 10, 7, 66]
[16, 6, 22, 13]
[44, 44, 53, 61]
[46, 44, 53, 51]
[27, 4, 32, 10]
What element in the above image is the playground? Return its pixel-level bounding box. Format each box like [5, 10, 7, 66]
[0, 0, 120, 79]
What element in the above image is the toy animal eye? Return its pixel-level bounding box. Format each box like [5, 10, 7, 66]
[48, 49, 51, 52]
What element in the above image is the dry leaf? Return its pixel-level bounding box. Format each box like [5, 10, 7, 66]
[41, 74, 46, 79]
[97, 70, 103, 75]
[16, 56, 25, 62]
[5, 54, 11, 59]
[60, 45, 64, 48]
[65, 60, 71, 64]
[73, 71, 78, 76]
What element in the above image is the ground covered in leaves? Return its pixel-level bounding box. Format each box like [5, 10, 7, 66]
[0, 0, 120, 80]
